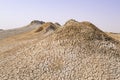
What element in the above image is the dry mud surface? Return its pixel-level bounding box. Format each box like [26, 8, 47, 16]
[0, 20, 120, 80]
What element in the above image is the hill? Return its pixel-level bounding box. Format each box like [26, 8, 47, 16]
[0, 20, 44, 40]
[0, 20, 120, 80]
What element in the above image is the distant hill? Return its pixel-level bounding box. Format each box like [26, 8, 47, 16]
[0, 19, 120, 80]
[0, 20, 44, 40]
[0, 29, 3, 31]
[107, 32, 120, 41]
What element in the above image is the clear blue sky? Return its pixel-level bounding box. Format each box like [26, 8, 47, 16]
[0, 0, 120, 32]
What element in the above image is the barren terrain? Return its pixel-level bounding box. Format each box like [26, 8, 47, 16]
[0, 20, 120, 80]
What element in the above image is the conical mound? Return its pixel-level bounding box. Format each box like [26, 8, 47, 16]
[35, 22, 59, 33]
[61, 19, 114, 41]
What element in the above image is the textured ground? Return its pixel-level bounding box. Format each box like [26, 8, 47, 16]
[0, 20, 120, 80]
[107, 32, 120, 41]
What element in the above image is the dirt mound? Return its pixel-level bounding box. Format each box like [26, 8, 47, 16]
[60, 20, 115, 42]
[35, 22, 59, 33]
[0, 20, 120, 80]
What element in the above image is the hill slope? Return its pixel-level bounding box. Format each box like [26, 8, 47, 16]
[0, 20, 44, 40]
[0, 20, 120, 80]
[107, 32, 120, 41]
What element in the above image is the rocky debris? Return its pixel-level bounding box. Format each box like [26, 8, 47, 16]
[63, 20, 116, 42]
[30, 20, 45, 25]
[0, 19, 120, 80]
[80, 21, 115, 41]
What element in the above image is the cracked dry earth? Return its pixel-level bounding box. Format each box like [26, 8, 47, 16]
[0, 20, 120, 80]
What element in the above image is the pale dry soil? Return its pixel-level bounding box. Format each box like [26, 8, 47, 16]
[0, 21, 120, 80]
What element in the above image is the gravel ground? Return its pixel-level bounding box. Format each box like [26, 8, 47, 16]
[0, 20, 120, 80]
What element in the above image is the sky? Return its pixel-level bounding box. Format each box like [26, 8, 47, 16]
[0, 0, 120, 32]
